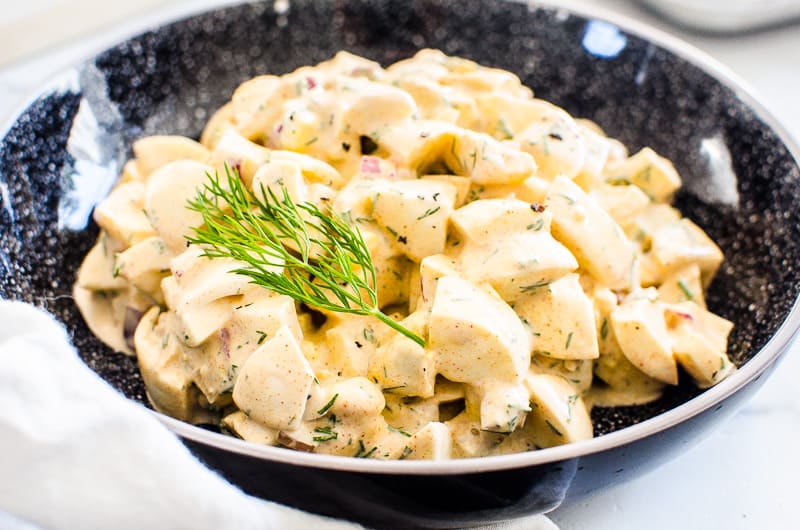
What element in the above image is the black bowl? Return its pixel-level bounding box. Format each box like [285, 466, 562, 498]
[2, 0, 799, 528]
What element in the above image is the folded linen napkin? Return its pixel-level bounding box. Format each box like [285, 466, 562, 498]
[0, 300, 557, 530]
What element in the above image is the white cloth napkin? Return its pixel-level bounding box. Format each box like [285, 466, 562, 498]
[0, 300, 557, 530]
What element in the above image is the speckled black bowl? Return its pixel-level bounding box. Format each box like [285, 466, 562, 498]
[2, 0, 799, 528]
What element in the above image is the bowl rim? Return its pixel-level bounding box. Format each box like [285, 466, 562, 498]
[3, 0, 800, 476]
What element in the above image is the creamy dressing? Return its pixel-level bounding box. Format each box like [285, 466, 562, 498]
[586, 385, 666, 408]
[73, 286, 132, 356]
[73, 50, 735, 460]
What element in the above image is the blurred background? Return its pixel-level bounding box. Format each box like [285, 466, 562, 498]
[1, 1, 798, 529]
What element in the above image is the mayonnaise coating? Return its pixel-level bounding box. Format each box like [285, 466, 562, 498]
[74, 50, 734, 459]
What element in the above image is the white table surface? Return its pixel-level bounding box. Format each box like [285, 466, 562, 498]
[1, 1, 798, 529]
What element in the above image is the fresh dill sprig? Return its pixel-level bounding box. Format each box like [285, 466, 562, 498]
[186, 165, 425, 346]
